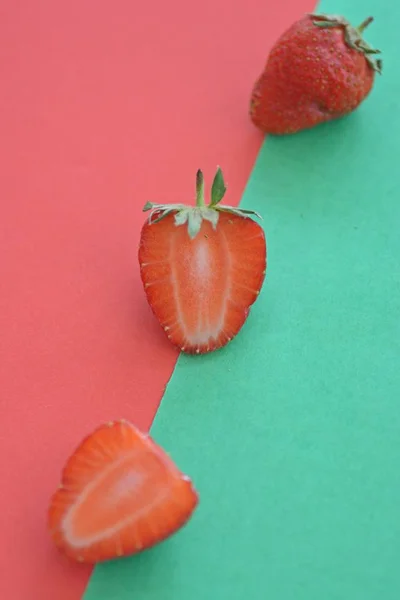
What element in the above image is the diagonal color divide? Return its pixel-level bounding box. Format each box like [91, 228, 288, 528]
[84, 3, 400, 600]
[83, 1, 400, 599]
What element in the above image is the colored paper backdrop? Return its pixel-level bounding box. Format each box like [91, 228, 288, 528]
[0, 0, 314, 598]
[83, 0, 400, 599]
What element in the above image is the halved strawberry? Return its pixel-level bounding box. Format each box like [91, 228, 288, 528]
[138, 168, 267, 354]
[48, 420, 198, 563]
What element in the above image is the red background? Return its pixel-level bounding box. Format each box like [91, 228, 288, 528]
[0, 0, 314, 598]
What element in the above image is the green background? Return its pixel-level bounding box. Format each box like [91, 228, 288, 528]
[84, 1, 400, 598]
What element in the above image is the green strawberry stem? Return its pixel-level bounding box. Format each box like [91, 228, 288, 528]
[357, 16, 373, 33]
[196, 169, 205, 207]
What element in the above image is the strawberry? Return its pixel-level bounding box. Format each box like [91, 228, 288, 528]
[250, 13, 382, 135]
[48, 420, 198, 563]
[138, 168, 267, 354]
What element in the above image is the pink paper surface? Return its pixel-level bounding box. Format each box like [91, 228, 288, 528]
[0, 1, 314, 598]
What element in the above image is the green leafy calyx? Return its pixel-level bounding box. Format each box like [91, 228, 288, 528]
[142, 167, 261, 239]
[309, 13, 382, 74]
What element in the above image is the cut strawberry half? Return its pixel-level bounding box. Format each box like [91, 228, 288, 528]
[48, 420, 198, 563]
[138, 168, 267, 354]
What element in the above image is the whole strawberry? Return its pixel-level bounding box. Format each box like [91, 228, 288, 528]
[138, 168, 267, 354]
[250, 13, 382, 135]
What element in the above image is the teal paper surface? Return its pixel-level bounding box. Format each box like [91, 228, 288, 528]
[84, 2, 400, 598]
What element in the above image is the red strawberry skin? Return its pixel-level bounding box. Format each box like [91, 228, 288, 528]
[250, 14, 382, 135]
[139, 209, 266, 355]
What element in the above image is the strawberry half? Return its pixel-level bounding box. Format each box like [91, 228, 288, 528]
[138, 168, 267, 354]
[48, 420, 198, 563]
